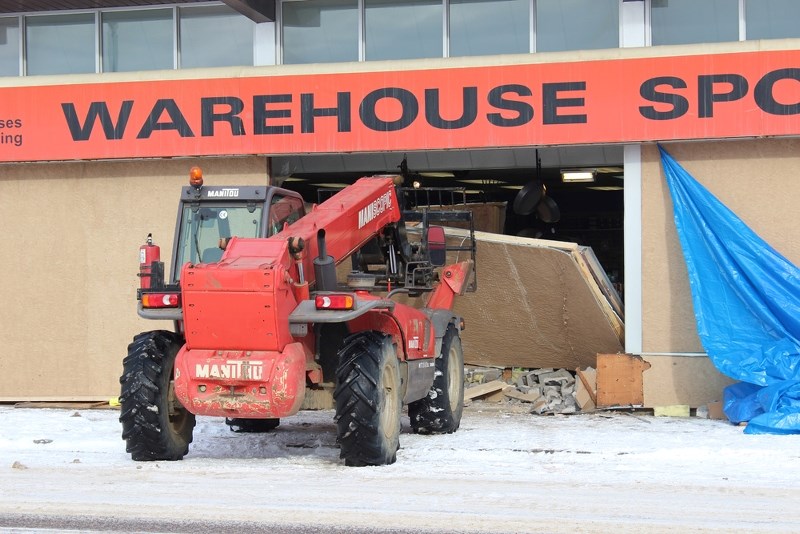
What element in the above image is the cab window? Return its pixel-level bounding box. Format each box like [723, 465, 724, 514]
[268, 195, 305, 236]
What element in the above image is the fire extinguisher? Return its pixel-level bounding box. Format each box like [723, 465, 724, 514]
[139, 233, 160, 290]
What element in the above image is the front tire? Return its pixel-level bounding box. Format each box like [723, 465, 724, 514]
[409, 324, 464, 434]
[119, 330, 195, 461]
[334, 332, 401, 467]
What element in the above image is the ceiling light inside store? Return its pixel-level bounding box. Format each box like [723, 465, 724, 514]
[561, 169, 596, 183]
[587, 186, 624, 191]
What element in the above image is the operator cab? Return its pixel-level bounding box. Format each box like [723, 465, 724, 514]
[170, 167, 305, 283]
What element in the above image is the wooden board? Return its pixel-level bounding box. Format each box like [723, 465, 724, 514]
[596, 353, 651, 408]
[464, 380, 509, 401]
[576, 367, 597, 405]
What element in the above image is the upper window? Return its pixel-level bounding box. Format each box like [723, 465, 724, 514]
[365, 0, 442, 61]
[536, 0, 619, 52]
[651, 0, 739, 46]
[268, 194, 305, 235]
[0, 17, 20, 76]
[26, 13, 95, 75]
[180, 5, 256, 68]
[450, 0, 529, 57]
[102, 9, 173, 72]
[282, 0, 358, 64]
[745, 0, 800, 40]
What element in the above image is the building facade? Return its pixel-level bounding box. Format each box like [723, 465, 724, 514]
[1, 0, 798, 403]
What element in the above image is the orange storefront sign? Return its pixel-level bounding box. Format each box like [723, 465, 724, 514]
[0, 50, 798, 162]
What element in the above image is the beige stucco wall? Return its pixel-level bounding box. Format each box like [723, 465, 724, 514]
[641, 138, 800, 354]
[0, 156, 267, 400]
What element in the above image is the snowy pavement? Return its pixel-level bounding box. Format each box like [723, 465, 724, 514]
[1, 402, 800, 533]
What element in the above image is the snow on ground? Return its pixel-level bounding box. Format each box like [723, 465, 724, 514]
[2, 402, 800, 533]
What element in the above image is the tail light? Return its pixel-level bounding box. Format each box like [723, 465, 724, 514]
[142, 293, 181, 309]
[315, 294, 354, 310]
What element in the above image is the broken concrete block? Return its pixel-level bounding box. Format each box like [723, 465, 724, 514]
[531, 398, 548, 414]
[516, 385, 542, 397]
[559, 404, 577, 414]
[465, 367, 503, 384]
[542, 385, 561, 400]
[504, 389, 543, 403]
[538, 369, 575, 386]
[532, 368, 555, 377]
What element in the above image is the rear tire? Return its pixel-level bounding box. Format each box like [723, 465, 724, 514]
[226, 418, 280, 433]
[119, 330, 195, 461]
[334, 332, 401, 467]
[409, 324, 464, 434]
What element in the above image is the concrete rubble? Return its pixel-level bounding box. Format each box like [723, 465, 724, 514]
[464, 366, 582, 415]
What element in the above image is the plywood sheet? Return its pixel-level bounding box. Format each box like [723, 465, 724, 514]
[596, 354, 650, 407]
[641, 139, 800, 353]
[0, 157, 267, 401]
[447, 230, 624, 370]
[642, 356, 736, 408]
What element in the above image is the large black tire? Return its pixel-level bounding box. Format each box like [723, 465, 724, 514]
[119, 330, 195, 461]
[409, 324, 464, 434]
[226, 418, 280, 433]
[334, 331, 401, 467]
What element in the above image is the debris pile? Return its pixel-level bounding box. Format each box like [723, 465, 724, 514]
[464, 367, 584, 414]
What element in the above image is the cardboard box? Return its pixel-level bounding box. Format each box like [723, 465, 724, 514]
[707, 400, 728, 421]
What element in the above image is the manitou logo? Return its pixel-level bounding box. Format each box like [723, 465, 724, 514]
[195, 360, 264, 380]
[206, 188, 239, 198]
[358, 191, 392, 229]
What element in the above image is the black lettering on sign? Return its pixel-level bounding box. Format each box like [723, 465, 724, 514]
[486, 84, 534, 127]
[300, 92, 351, 133]
[755, 68, 800, 115]
[698, 74, 748, 118]
[253, 94, 293, 135]
[61, 101, 134, 141]
[639, 76, 690, 120]
[137, 99, 195, 139]
[424, 87, 478, 129]
[543, 82, 587, 125]
[201, 96, 245, 136]
[360, 88, 419, 132]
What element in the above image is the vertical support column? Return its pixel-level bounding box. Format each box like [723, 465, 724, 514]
[624, 144, 643, 355]
[620, 0, 646, 48]
[254, 21, 277, 66]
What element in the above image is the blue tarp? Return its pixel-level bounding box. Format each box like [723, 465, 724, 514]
[659, 146, 800, 434]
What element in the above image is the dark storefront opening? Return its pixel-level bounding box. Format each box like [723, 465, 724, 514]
[273, 145, 625, 298]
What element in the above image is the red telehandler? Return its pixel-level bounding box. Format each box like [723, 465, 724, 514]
[121, 167, 476, 466]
